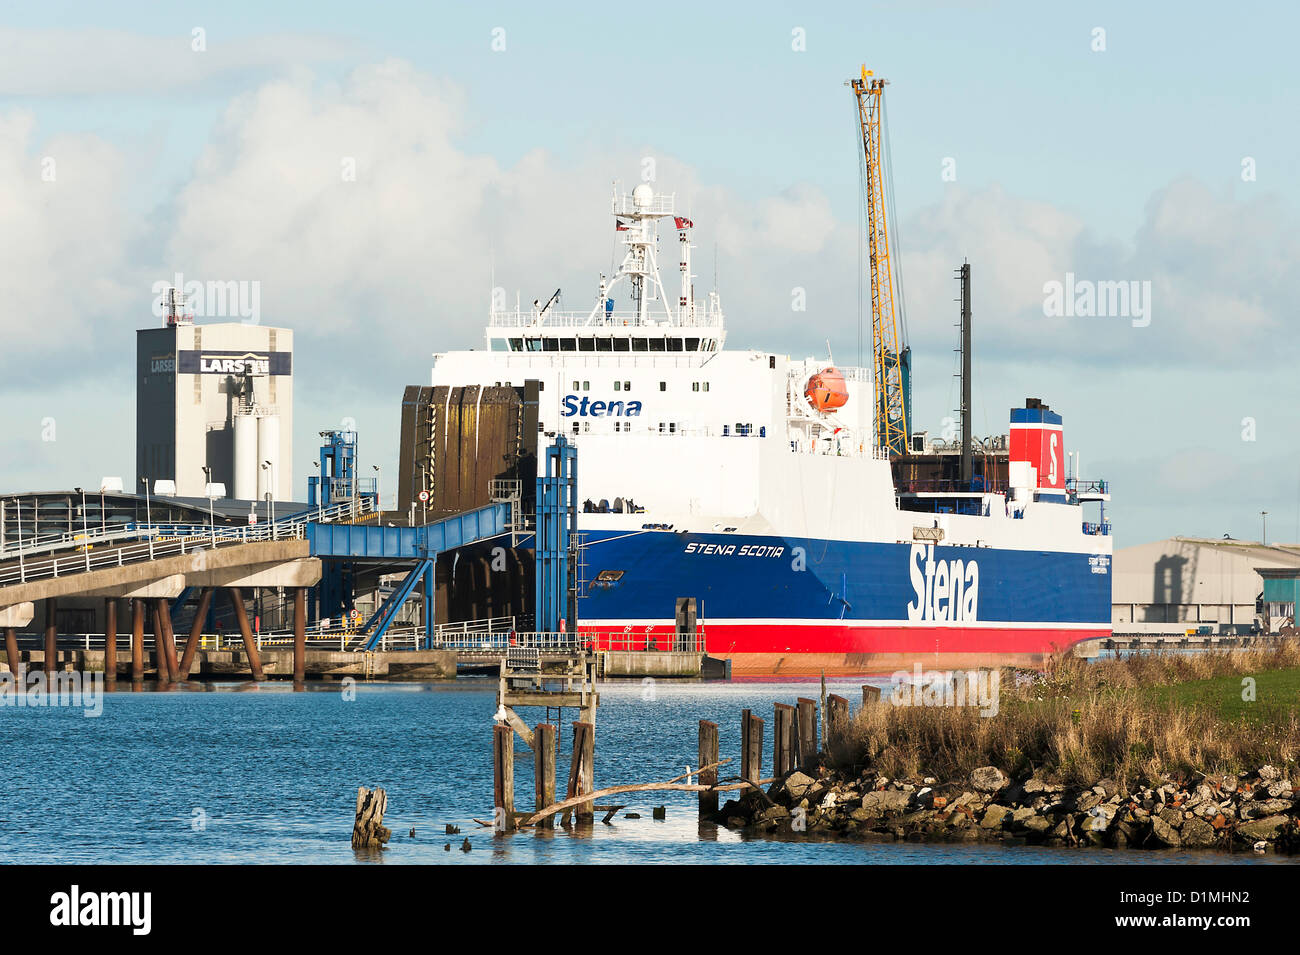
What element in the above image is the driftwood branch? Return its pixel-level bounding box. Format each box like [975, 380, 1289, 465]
[521, 762, 774, 827]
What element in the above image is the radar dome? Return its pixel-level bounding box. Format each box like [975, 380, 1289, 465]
[632, 183, 654, 208]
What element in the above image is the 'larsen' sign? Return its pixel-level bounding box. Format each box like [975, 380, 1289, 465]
[176, 350, 292, 376]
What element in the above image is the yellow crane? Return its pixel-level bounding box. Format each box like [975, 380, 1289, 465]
[849, 66, 911, 456]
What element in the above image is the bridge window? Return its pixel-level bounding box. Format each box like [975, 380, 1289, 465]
[659, 381, 666, 391]
[686, 338, 700, 351]
[632, 338, 649, 352]
[579, 338, 596, 352]
[543, 338, 559, 350]
[614, 381, 621, 391]
[612, 338, 630, 352]
[667, 338, 683, 352]
[595, 338, 612, 352]
[560, 338, 577, 351]
[526, 338, 543, 352]
[648, 338, 666, 352]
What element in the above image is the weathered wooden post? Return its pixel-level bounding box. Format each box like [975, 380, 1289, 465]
[535, 723, 556, 829]
[351, 786, 390, 848]
[698, 720, 719, 818]
[177, 588, 213, 680]
[130, 598, 144, 683]
[773, 702, 796, 776]
[862, 684, 881, 705]
[827, 693, 849, 742]
[742, 712, 764, 784]
[796, 697, 818, 770]
[43, 597, 57, 675]
[3, 627, 19, 678]
[226, 587, 266, 681]
[493, 723, 515, 830]
[293, 586, 307, 687]
[103, 599, 117, 684]
[566, 721, 595, 825]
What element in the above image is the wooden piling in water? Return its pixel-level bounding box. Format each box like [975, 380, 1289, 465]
[43, 597, 57, 674]
[698, 720, 719, 818]
[130, 598, 144, 683]
[293, 587, 306, 687]
[535, 723, 556, 829]
[827, 694, 849, 742]
[177, 588, 213, 680]
[351, 786, 391, 849]
[773, 702, 796, 777]
[862, 684, 881, 705]
[796, 697, 818, 771]
[742, 712, 764, 784]
[493, 723, 515, 830]
[566, 721, 595, 824]
[226, 587, 265, 681]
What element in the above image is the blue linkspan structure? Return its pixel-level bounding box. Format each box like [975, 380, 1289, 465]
[534, 435, 577, 635]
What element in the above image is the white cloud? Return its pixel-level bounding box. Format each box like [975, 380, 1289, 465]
[0, 28, 356, 96]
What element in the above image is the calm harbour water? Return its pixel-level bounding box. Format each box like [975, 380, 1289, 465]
[1, 678, 1293, 865]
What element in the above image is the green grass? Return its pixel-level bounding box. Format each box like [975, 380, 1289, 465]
[1145, 666, 1300, 724]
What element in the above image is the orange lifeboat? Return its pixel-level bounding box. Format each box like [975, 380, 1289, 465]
[804, 367, 849, 412]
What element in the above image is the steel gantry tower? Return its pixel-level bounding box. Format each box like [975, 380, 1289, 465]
[849, 66, 911, 456]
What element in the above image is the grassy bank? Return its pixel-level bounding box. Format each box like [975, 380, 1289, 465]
[826, 643, 1300, 790]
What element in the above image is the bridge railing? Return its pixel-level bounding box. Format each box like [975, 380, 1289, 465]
[0, 498, 372, 588]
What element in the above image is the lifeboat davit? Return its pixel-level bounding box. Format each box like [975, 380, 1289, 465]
[804, 367, 849, 412]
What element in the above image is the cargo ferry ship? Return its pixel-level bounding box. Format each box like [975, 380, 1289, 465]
[423, 181, 1113, 674]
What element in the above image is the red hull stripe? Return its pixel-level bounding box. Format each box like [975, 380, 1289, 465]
[581, 622, 1109, 656]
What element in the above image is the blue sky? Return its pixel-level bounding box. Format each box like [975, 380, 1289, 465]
[2, 1, 1298, 546]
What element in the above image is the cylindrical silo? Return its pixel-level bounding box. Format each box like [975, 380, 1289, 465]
[257, 413, 280, 500]
[233, 413, 258, 501]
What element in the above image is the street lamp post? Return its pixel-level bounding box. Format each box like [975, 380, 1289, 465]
[372, 465, 381, 516]
[12, 498, 24, 580]
[202, 467, 216, 545]
[140, 477, 153, 558]
[261, 460, 276, 532]
[1261, 511, 1269, 546]
[75, 486, 89, 570]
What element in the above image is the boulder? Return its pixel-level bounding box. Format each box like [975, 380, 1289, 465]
[1074, 792, 1103, 813]
[783, 771, 815, 800]
[1149, 816, 1181, 847]
[1258, 765, 1281, 783]
[1023, 814, 1051, 834]
[1237, 815, 1290, 841]
[1265, 779, 1293, 799]
[1158, 806, 1184, 829]
[1242, 798, 1293, 818]
[979, 805, 1012, 829]
[1180, 817, 1217, 848]
[971, 766, 1009, 793]
[860, 789, 911, 814]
